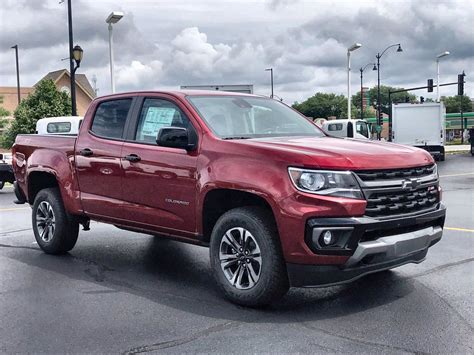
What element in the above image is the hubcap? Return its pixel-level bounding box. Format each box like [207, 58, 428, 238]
[35, 201, 55, 243]
[219, 227, 262, 290]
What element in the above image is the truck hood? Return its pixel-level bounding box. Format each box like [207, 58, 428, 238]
[231, 136, 433, 170]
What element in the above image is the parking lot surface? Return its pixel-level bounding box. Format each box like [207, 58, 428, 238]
[0, 154, 473, 353]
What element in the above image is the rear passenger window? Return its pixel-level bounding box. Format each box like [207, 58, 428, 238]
[328, 123, 343, 131]
[91, 99, 132, 139]
[135, 98, 193, 143]
[47, 122, 71, 133]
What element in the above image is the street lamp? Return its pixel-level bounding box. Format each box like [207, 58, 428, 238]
[359, 63, 377, 120]
[10, 45, 20, 104]
[436, 51, 450, 101]
[375, 43, 402, 139]
[265, 68, 274, 98]
[347, 43, 362, 120]
[70, 44, 83, 116]
[106, 11, 124, 94]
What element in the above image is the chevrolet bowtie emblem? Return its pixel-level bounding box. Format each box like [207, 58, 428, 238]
[401, 178, 421, 191]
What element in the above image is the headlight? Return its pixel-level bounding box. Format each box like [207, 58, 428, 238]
[288, 168, 363, 199]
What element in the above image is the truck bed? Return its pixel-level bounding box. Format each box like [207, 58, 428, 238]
[13, 134, 78, 204]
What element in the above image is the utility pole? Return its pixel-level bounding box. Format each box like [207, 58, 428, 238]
[11, 45, 20, 104]
[265, 68, 274, 98]
[67, 0, 78, 116]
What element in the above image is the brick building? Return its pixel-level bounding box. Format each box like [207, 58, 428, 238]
[0, 69, 96, 121]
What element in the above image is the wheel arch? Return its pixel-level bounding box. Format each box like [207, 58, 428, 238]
[200, 188, 279, 243]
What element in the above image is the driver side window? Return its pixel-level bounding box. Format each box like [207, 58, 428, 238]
[135, 98, 192, 143]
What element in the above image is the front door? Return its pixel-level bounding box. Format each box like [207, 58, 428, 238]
[75, 98, 134, 220]
[120, 97, 199, 237]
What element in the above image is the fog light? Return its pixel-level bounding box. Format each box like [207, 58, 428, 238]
[322, 230, 334, 245]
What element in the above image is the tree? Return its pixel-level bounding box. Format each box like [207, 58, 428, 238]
[352, 85, 417, 115]
[441, 95, 472, 113]
[293, 93, 353, 119]
[0, 97, 10, 131]
[1, 79, 71, 148]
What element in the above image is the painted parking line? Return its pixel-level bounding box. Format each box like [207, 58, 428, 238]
[440, 172, 474, 178]
[445, 227, 474, 233]
[0, 207, 29, 212]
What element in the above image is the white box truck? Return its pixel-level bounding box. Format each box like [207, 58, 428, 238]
[391, 102, 446, 161]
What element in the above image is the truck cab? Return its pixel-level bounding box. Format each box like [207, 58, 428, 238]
[321, 119, 371, 139]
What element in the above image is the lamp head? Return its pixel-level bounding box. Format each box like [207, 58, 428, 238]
[436, 51, 450, 59]
[372, 63, 377, 70]
[265, 68, 272, 71]
[106, 11, 124, 24]
[72, 45, 83, 64]
[348, 43, 362, 52]
[397, 44, 403, 52]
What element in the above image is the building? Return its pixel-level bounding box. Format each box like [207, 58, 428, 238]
[0, 69, 96, 119]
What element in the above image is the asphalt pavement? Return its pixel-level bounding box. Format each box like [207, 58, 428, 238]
[0, 154, 473, 353]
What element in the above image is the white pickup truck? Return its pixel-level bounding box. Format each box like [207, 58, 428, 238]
[35, 116, 83, 135]
[320, 119, 371, 139]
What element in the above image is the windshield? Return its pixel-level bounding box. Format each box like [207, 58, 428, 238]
[187, 96, 325, 139]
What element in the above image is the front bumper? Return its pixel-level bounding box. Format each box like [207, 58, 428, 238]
[287, 204, 446, 287]
[0, 163, 15, 183]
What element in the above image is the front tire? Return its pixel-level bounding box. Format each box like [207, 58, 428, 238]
[210, 207, 289, 307]
[32, 188, 79, 254]
[0, 181, 4, 190]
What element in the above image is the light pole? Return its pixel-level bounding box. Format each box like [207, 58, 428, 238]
[106, 11, 124, 94]
[11, 45, 20, 104]
[71, 45, 83, 116]
[376, 43, 402, 139]
[265, 68, 274, 98]
[66, 0, 79, 116]
[436, 51, 450, 101]
[347, 43, 362, 119]
[359, 63, 377, 120]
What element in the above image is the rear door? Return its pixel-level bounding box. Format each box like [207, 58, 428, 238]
[75, 98, 134, 220]
[120, 96, 200, 237]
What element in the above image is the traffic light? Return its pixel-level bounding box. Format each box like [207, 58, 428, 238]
[458, 73, 465, 96]
[427, 79, 433, 92]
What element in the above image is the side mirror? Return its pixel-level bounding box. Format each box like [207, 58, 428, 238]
[156, 127, 196, 151]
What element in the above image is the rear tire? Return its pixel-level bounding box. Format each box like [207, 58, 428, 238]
[32, 188, 79, 254]
[210, 207, 289, 307]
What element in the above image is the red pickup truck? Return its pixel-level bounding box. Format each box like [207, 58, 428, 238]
[12, 91, 446, 306]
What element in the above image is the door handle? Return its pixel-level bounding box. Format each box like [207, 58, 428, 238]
[123, 154, 141, 163]
[80, 148, 93, 157]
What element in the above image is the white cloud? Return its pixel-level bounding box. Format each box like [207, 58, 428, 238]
[116, 60, 163, 90]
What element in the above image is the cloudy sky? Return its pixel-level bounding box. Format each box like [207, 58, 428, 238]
[1, 0, 473, 104]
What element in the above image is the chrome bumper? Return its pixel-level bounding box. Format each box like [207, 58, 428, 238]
[345, 226, 443, 267]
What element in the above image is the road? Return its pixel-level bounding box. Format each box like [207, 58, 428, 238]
[0, 154, 473, 353]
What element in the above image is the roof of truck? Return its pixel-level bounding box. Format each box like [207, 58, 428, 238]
[96, 90, 263, 100]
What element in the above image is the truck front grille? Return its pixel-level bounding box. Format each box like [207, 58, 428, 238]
[364, 185, 439, 218]
[355, 164, 440, 219]
[356, 165, 436, 181]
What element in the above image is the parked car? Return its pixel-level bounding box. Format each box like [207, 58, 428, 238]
[35, 116, 83, 135]
[0, 152, 14, 190]
[12, 91, 446, 306]
[321, 119, 371, 139]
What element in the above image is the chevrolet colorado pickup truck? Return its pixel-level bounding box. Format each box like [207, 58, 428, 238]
[12, 91, 446, 306]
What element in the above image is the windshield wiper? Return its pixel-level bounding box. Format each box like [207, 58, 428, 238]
[221, 136, 252, 140]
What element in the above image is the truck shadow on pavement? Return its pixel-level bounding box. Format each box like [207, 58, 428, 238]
[2, 233, 418, 325]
